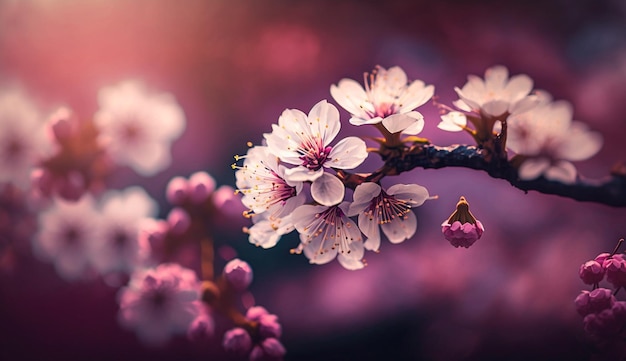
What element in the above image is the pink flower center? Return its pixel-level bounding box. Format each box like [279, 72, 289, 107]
[298, 138, 332, 171]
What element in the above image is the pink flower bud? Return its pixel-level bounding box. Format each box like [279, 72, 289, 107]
[187, 308, 214, 342]
[56, 171, 86, 201]
[223, 327, 252, 355]
[442, 220, 485, 248]
[258, 313, 282, 339]
[583, 308, 624, 337]
[167, 208, 191, 236]
[574, 288, 615, 317]
[223, 258, 253, 291]
[249, 338, 286, 361]
[188, 171, 216, 204]
[579, 260, 605, 285]
[49, 108, 74, 142]
[604, 256, 626, 288]
[31, 168, 54, 197]
[246, 306, 270, 322]
[166, 176, 189, 205]
[594, 252, 612, 265]
[442, 196, 484, 248]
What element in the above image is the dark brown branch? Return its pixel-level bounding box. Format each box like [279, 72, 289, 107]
[339, 144, 626, 207]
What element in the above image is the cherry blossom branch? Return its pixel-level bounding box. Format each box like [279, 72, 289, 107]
[338, 143, 626, 207]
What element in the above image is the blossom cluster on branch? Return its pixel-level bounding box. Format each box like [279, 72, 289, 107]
[234, 64, 618, 270]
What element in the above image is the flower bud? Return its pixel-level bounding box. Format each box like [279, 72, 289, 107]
[49, 108, 75, 142]
[574, 288, 615, 317]
[579, 260, 605, 285]
[167, 207, 191, 236]
[258, 313, 282, 339]
[223, 327, 252, 355]
[166, 176, 189, 205]
[57, 171, 86, 201]
[604, 256, 626, 288]
[441, 196, 484, 248]
[187, 307, 214, 342]
[223, 258, 253, 291]
[246, 306, 270, 322]
[188, 171, 216, 204]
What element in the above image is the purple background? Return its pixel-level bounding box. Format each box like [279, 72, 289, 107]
[1, 0, 626, 360]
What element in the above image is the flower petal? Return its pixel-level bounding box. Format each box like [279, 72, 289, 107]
[311, 172, 345, 206]
[330, 79, 373, 119]
[381, 211, 417, 244]
[438, 111, 467, 132]
[349, 182, 381, 215]
[307, 100, 341, 146]
[518, 158, 550, 180]
[326, 136, 368, 169]
[386, 183, 430, 206]
[545, 160, 577, 184]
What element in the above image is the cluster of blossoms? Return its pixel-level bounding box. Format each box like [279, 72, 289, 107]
[576, 240, 626, 349]
[438, 65, 602, 183]
[0, 81, 282, 358]
[235, 67, 437, 269]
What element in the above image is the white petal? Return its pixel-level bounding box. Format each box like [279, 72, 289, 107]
[349, 116, 382, 126]
[481, 100, 509, 117]
[401, 112, 426, 135]
[358, 212, 381, 251]
[386, 183, 430, 206]
[337, 253, 365, 270]
[247, 220, 282, 249]
[518, 158, 550, 180]
[326, 136, 368, 169]
[554, 122, 602, 161]
[349, 182, 381, 215]
[453, 99, 472, 112]
[503, 74, 533, 103]
[545, 161, 577, 184]
[308, 100, 341, 146]
[330, 79, 372, 119]
[381, 211, 417, 244]
[398, 82, 434, 112]
[283, 166, 324, 182]
[437, 111, 467, 132]
[484, 65, 509, 91]
[382, 113, 415, 134]
[311, 172, 345, 206]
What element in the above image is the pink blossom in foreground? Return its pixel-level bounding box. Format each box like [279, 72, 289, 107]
[117, 263, 201, 345]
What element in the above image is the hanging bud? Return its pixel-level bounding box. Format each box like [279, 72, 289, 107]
[441, 196, 484, 248]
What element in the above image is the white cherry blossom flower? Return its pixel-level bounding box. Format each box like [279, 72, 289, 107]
[291, 202, 365, 270]
[453, 65, 537, 117]
[94, 80, 186, 176]
[330, 65, 434, 135]
[264, 100, 367, 184]
[33, 195, 99, 281]
[118, 263, 201, 345]
[0, 87, 52, 187]
[506, 99, 602, 184]
[234, 145, 306, 219]
[348, 182, 430, 252]
[90, 187, 158, 277]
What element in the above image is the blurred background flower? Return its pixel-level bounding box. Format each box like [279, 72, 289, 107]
[0, 0, 625, 360]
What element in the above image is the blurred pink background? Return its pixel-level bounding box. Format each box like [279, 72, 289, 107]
[1, 0, 626, 360]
